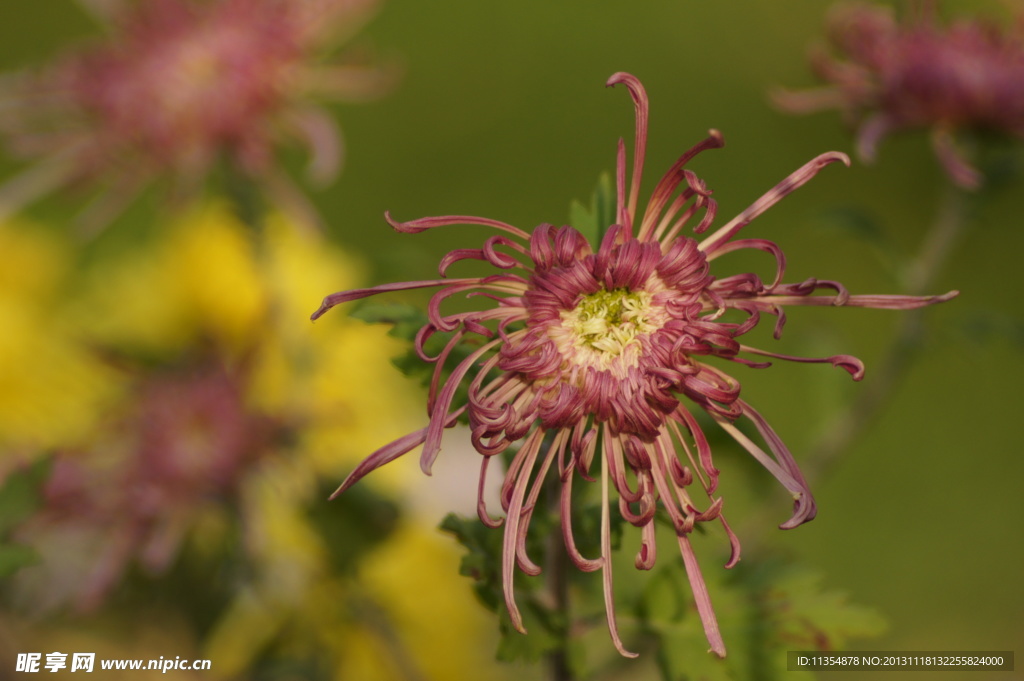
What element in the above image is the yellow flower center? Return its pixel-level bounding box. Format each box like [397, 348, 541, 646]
[559, 288, 659, 366]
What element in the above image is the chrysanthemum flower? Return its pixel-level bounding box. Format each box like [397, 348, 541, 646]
[0, 0, 389, 229]
[312, 72, 957, 657]
[776, 1, 1024, 188]
[2, 204, 419, 617]
[10, 359, 281, 613]
[0, 220, 117, 452]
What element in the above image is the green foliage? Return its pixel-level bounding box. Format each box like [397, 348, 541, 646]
[0, 544, 37, 579]
[350, 300, 481, 423]
[755, 563, 888, 652]
[0, 458, 49, 578]
[495, 601, 564, 664]
[307, 481, 402, 576]
[443, 499, 886, 680]
[440, 510, 576, 666]
[570, 172, 615, 246]
[566, 499, 624, 563]
[640, 558, 739, 681]
[349, 301, 428, 348]
[439, 512, 506, 613]
[642, 556, 886, 681]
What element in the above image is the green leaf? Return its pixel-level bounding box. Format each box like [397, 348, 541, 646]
[630, 549, 886, 681]
[0, 544, 38, 578]
[570, 172, 615, 246]
[350, 301, 481, 423]
[439, 513, 506, 612]
[495, 602, 563, 664]
[642, 563, 739, 681]
[349, 301, 427, 344]
[307, 482, 402, 575]
[564, 500, 624, 569]
[440, 509, 575, 666]
[440, 513, 556, 663]
[0, 458, 50, 536]
[729, 559, 886, 681]
[0, 459, 48, 580]
[760, 565, 888, 651]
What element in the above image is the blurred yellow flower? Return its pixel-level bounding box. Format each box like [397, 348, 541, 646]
[68, 203, 418, 476]
[9, 202, 421, 604]
[0, 221, 116, 454]
[206, 500, 517, 681]
[6, 203, 515, 680]
[69, 205, 268, 356]
[357, 520, 517, 681]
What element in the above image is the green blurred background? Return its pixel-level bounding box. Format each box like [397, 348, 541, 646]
[1, 1, 1021, 679]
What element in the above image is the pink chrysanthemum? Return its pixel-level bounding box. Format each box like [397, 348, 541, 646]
[11, 358, 281, 613]
[312, 73, 956, 657]
[776, 1, 1024, 188]
[0, 0, 388, 229]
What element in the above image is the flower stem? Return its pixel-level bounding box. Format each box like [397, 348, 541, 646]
[546, 471, 574, 681]
[223, 163, 266, 237]
[802, 181, 969, 484]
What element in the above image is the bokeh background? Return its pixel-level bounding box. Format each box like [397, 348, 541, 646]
[0, 1, 1021, 679]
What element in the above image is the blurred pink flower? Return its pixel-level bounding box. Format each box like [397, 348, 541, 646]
[776, 1, 1024, 188]
[0, 0, 389, 229]
[312, 73, 957, 657]
[12, 358, 282, 613]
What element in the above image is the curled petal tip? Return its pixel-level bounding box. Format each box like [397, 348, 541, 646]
[832, 354, 865, 381]
[822, 150, 852, 168]
[779, 496, 818, 530]
[911, 289, 960, 307]
[310, 299, 332, 321]
[383, 209, 405, 231]
[310, 288, 365, 320]
[507, 609, 528, 635]
[611, 636, 639, 659]
[605, 71, 639, 88]
[384, 209, 431, 234]
[605, 72, 648, 112]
